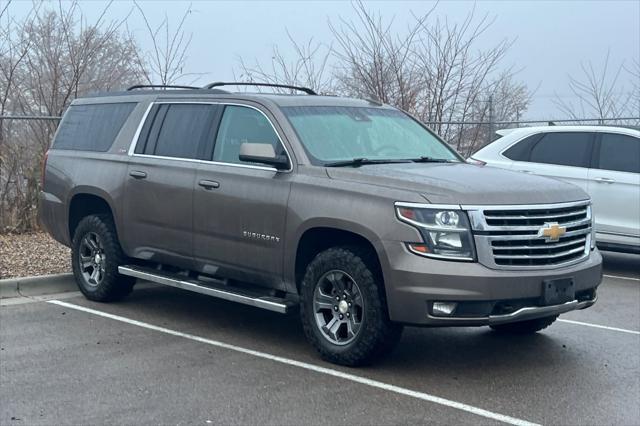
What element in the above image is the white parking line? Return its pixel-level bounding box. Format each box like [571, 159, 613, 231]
[558, 319, 640, 335]
[47, 299, 539, 426]
[603, 274, 640, 282]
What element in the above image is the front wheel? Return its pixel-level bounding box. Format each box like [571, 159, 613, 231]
[71, 214, 135, 302]
[300, 246, 402, 366]
[490, 315, 558, 334]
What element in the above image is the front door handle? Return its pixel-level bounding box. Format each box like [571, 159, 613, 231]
[198, 179, 220, 190]
[517, 169, 533, 174]
[129, 170, 147, 179]
[594, 177, 615, 184]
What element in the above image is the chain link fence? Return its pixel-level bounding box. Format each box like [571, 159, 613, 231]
[1, 114, 638, 232]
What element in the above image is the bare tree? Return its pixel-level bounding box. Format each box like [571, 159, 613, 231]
[131, 1, 196, 86]
[553, 51, 637, 124]
[0, 1, 38, 231]
[236, 1, 529, 154]
[0, 1, 145, 231]
[623, 58, 640, 119]
[237, 30, 334, 94]
[455, 72, 531, 156]
[329, 0, 432, 111]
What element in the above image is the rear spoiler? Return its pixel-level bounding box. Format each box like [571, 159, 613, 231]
[495, 128, 517, 138]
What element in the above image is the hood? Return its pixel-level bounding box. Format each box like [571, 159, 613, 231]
[326, 163, 588, 205]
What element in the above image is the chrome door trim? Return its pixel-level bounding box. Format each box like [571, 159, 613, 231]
[127, 102, 154, 156]
[126, 100, 294, 173]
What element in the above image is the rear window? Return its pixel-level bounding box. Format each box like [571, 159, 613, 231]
[53, 103, 136, 151]
[528, 132, 593, 168]
[502, 133, 543, 160]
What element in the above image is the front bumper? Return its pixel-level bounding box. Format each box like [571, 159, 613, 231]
[433, 297, 597, 327]
[381, 240, 602, 326]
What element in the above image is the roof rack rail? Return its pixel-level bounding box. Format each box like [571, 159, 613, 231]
[126, 84, 200, 91]
[203, 81, 317, 95]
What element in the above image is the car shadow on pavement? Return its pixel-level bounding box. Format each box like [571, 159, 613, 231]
[381, 328, 563, 371]
[601, 250, 640, 278]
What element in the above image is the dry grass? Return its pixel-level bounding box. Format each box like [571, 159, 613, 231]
[0, 232, 71, 279]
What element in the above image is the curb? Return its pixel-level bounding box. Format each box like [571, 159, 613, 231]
[0, 273, 76, 299]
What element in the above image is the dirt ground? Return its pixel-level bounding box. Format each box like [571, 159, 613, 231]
[0, 232, 71, 279]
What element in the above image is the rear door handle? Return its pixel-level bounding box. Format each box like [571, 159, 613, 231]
[198, 179, 220, 190]
[517, 169, 533, 174]
[129, 170, 147, 179]
[594, 177, 615, 184]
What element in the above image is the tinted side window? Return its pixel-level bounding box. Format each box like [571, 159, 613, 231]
[598, 133, 640, 173]
[503, 134, 542, 160]
[529, 132, 593, 167]
[213, 106, 283, 165]
[149, 104, 217, 159]
[54, 103, 135, 151]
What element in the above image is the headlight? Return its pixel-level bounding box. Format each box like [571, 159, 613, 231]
[588, 204, 596, 249]
[396, 204, 476, 261]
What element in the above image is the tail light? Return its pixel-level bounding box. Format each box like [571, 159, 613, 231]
[41, 150, 49, 188]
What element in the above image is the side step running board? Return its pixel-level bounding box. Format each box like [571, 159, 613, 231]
[118, 265, 296, 314]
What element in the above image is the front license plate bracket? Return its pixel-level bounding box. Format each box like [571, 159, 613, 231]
[542, 278, 575, 306]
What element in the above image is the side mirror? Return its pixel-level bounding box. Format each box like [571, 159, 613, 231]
[239, 143, 289, 170]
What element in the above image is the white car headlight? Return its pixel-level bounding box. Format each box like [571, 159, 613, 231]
[396, 204, 476, 261]
[588, 204, 596, 249]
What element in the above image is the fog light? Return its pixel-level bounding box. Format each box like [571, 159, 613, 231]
[432, 301, 458, 316]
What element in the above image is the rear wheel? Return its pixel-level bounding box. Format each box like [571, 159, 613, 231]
[71, 214, 135, 302]
[490, 315, 558, 334]
[300, 246, 402, 366]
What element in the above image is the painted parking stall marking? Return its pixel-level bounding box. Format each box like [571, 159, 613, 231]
[603, 274, 640, 282]
[47, 299, 540, 426]
[558, 319, 640, 335]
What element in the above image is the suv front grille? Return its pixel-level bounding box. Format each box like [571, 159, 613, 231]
[467, 200, 592, 269]
[483, 205, 589, 227]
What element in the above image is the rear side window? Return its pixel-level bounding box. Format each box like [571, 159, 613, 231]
[528, 132, 593, 167]
[597, 133, 640, 173]
[502, 133, 542, 160]
[136, 104, 218, 160]
[54, 103, 136, 151]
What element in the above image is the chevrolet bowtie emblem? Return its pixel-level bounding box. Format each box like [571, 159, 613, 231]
[537, 222, 566, 242]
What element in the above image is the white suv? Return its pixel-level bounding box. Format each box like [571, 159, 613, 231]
[470, 126, 640, 254]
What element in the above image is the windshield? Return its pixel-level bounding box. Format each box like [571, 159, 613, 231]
[282, 106, 461, 165]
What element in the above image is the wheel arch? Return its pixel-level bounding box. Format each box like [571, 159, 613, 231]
[291, 220, 389, 293]
[67, 187, 119, 242]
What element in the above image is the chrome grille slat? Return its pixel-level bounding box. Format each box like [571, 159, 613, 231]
[494, 246, 585, 260]
[492, 237, 586, 251]
[482, 228, 589, 241]
[481, 217, 591, 232]
[483, 209, 588, 221]
[466, 200, 592, 269]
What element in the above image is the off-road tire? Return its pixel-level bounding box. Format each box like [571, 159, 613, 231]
[300, 246, 403, 366]
[71, 214, 135, 302]
[490, 315, 558, 334]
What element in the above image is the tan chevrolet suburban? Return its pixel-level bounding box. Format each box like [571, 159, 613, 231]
[39, 82, 602, 366]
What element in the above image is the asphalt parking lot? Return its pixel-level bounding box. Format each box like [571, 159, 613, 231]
[1, 252, 638, 426]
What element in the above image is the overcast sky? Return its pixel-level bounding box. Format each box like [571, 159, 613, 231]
[8, 0, 640, 120]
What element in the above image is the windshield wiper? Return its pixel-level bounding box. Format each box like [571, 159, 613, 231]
[324, 158, 412, 168]
[410, 156, 457, 163]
